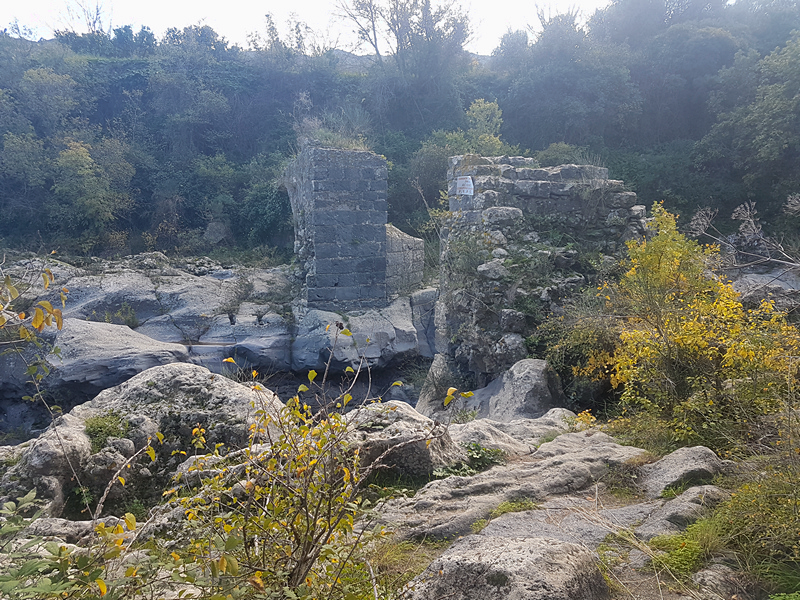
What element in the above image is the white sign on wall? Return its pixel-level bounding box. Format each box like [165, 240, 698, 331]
[456, 176, 474, 196]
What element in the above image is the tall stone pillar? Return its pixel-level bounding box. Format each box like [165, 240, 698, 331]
[284, 144, 389, 310]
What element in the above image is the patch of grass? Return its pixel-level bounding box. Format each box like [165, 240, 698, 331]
[434, 442, 506, 478]
[452, 408, 478, 424]
[368, 538, 451, 593]
[649, 534, 705, 579]
[537, 430, 562, 447]
[84, 411, 129, 453]
[471, 519, 488, 533]
[660, 482, 689, 499]
[489, 498, 540, 519]
[600, 452, 658, 500]
[601, 410, 679, 456]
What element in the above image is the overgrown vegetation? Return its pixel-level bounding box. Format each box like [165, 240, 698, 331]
[0, 0, 798, 255]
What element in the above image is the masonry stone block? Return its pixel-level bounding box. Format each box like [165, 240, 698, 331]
[285, 143, 423, 310]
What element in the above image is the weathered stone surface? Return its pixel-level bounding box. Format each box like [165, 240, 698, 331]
[449, 409, 573, 455]
[24, 518, 95, 544]
[284, 144, 395, 310]
[381, 429, 649, 540]
[348, 401, 465, 478]
[290, 297, 425, 371]
[636, 485, 729, 540]
[732, 267, 800, 312]
[692, 564, 753, 600]
[386, 223, 424, 296]
[1, 364, 284, 516]
[477, 258, 510, 280]
[482, 496, 660, 547]
[406, 535, 609, 600]
[71, 363, 282, 452]
[639, 447, 728, 498]
[48, 319, 190, 397]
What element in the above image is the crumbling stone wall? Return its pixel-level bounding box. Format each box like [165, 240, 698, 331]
[427, 154, 647, 391]
[446, 155, 645, 250]
[284, 144, 424, 310]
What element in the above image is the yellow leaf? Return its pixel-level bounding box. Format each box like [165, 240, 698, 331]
[118, 476, 126, 486]
[444, 395, 454, 407]
[252, 369, 258, 379]
[31, 308, 44, 331]
[96, 578, 107, 596]
[308, 369, 318, 383]
[249, 575, 265, 592]
[446, 387, 458, 396]
[392, 381, 403, 387]
[146, 446, 156, 462]
[223, 357, 236, 364]
[53, 309, 63, 329]
[42, 273, 50, 290]
[345, 366, 355, 373]
[171, 552, 180, 561]
[124, 513, 136, 531]
[343, 467, 351, 482]
[17, 312, 25, 320]
[460, 391, 474, 398]
[341, 328, 352, 336]
[326, 323, 331, 332]
[298, 384, 309, 392]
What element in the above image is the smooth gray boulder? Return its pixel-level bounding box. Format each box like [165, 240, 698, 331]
[638, 446, 728, 498]
[348, 401, 465, 479]
[482, 496, 660, 548]
[1, 364, 284, 517]
[6, 413, 93, 515]
[732, 267, 800, 312]
[71, 363, 282, 451]
[417, 359, 566, 421]
[49, 319, 190, 395]
[472, 359, 566, 421]
[290, 297, 424, 372]
[406, 535, 609, 600]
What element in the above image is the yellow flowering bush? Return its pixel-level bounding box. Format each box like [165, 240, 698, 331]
[591, 204, 800, 452]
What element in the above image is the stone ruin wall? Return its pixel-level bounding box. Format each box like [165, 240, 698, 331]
[445, 155, 647, 250]
[430, 154, 648, 390]
[284, 144, 424, 311]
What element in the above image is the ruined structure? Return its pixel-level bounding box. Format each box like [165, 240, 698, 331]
[420, 154, 647, 401]
[285, 144, 424, 310]
[445, 155, 645, 250]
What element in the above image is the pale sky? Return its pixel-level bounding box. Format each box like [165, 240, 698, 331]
[1, 0, 612, 56]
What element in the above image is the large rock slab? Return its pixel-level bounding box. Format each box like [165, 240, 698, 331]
[290, 297, 425, 372]
[1, 364, 284, 516]
[381, 430, 649, 540]
[406, 535, 609, 600]
[635, 485, 729, 540]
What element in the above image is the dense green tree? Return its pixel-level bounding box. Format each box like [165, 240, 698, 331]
[698, 33, 800, 210]
[498, 13, 641, 150]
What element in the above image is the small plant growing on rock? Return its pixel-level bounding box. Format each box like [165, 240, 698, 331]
[84, 410, 129, 453]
